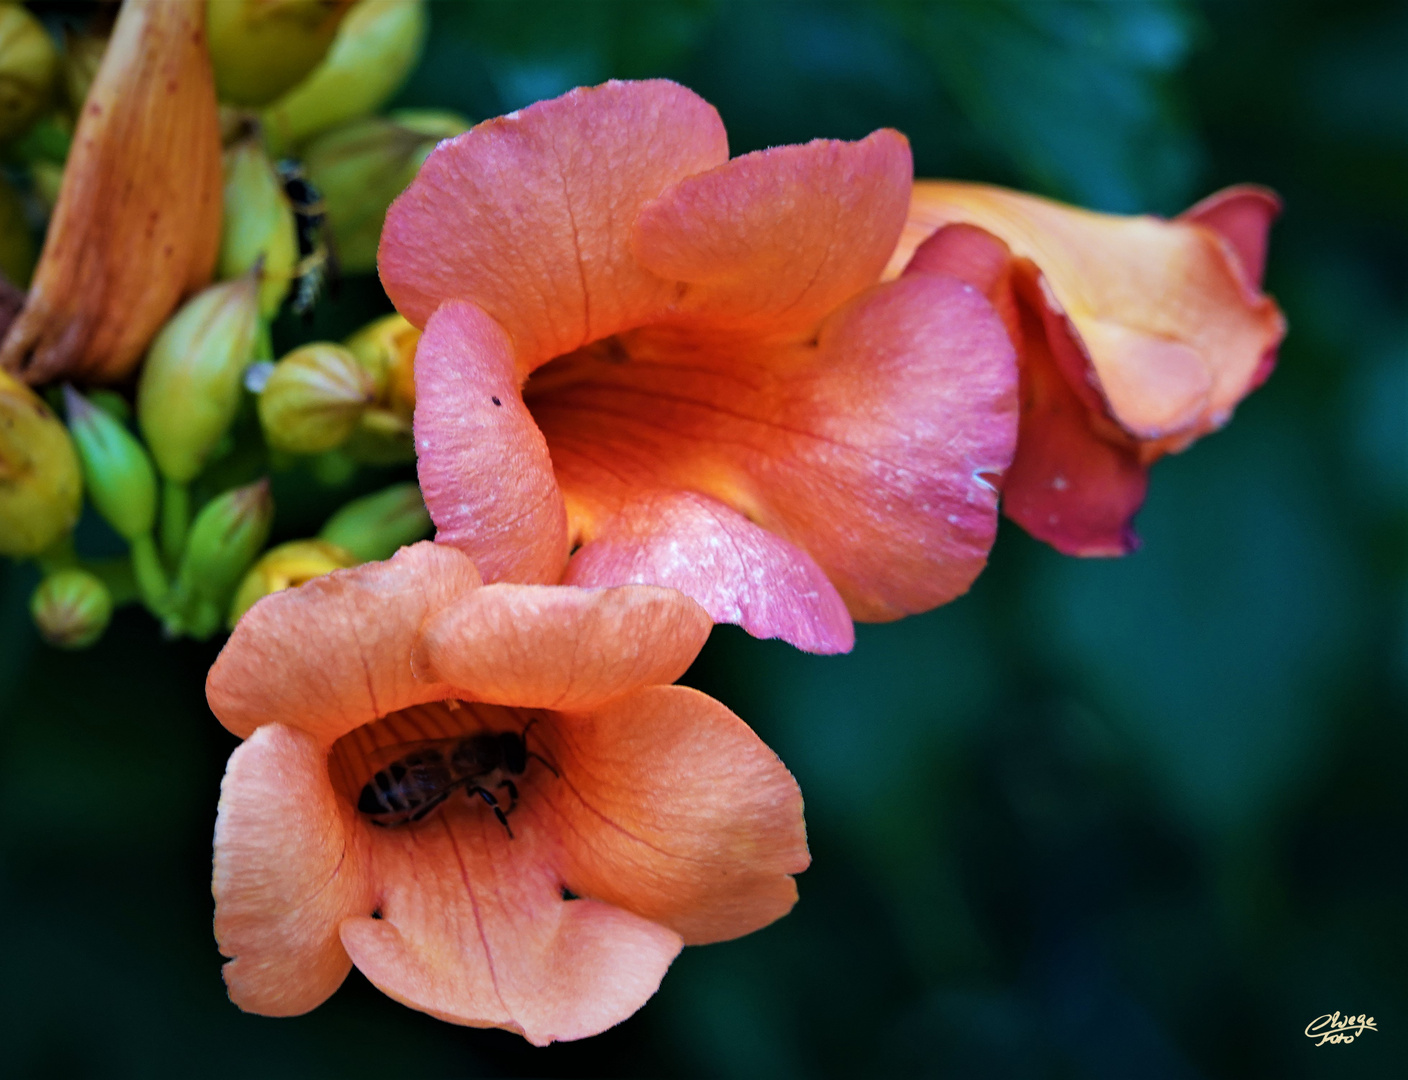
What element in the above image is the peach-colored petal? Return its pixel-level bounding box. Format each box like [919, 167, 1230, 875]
[213, 724, 373, 1016]
[340, 792, 681, 1045]
[563, 490, 855, 654]
[633, 131, 912, 337]
[206, 542, 481, 742]
[378, 79, 729, 370]
[549, 685, 809, 946]
[896, 181, 1285, 442]
[414, 583, 712, 712]
[413, 300, 568, 584]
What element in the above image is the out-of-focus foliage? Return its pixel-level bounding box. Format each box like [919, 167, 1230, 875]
[1, 1, 1404, 1077]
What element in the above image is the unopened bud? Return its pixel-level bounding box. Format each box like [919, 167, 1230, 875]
[207, 0, 354, 107]
[345, 311, 418, 418]
[0, 172, 35, 287]
[171, 478, 273, 638]
[137, 272, 261, 483]
[343, 407, 413, 465]
[318, 481, 430, 562]
[0, 3, 58, 142]
[0, 369, 81, 557]
[63, 385, 157, 543]
[303, 109, 468, 273]
[219, 137, 298, 317]
[31, 568, 113, 649]
[258, 342, 376, 454]
[227, 537, 355, 626]
[260, 0, 428, 154]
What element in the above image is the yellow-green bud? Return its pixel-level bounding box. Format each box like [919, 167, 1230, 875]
[207, 0, 355, 108]
[171, 478, 273, 638]
[137, 272, 262, 484]
[63, 385, 157, 543]
[227, 537, 355, 626]
[0, 171, 35, 287]
[0, 3, 57, 142]
[260, 0, 428, 154]
[258, 342, 376, 454]
[0, 369, 81, 557]
[318, 481, 430, 562]
[303, 109, 469, 273]
[345, 311, 418, 413]
[219, 136, 298, 317]
[342, 407, 413, 465]
[30, 567, 112, 649]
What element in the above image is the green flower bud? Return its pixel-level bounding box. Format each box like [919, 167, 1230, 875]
[208, 0, 354, 108]
[63, 385, 157, 543]
[0, 3, 57, 142]
[170, 478, 273, 639]
[260, 0, 428, 154]
[342, 407, 413, 465]
[303, 109, 469, 273]
[137, 272, 262, 484]
[227, 537, 355, 627]
[219, 136, 298, 317]
[0, 369, 81, 557]
[30, 567, 113, 649]
[258, 342, 376, 454]
[318, 481, 430, 562]
[0, 172, 35, 286]
[88, 389, 132, 424]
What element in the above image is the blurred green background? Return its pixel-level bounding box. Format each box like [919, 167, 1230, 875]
[2, 0, 1404, 1076]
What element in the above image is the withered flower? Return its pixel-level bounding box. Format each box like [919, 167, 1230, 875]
[1, 0, 223, 385]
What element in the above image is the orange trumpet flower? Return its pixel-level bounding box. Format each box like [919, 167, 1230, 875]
[379, 80, 1018, 654]
[1, 0, 222, 384]
[890, 182, 1285, 555]
[209, 542, 808, 1044]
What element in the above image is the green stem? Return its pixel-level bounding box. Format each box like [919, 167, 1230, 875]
[160, 478, 191, 565]
[83, 556, 140, 608]
[130, 532, 169, 616]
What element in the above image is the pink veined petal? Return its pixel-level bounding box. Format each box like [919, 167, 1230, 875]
[563, 489, 855, 655]
[379, 79, 729, 371]
[414, 299, 569, 584]
[633, 130, 913, 338]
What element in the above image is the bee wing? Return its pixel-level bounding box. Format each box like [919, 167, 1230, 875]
[357, 737, 464, 778]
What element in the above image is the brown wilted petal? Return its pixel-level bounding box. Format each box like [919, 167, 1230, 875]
[0, 0, 222, 385]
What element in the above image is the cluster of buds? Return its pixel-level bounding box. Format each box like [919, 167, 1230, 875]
[0, 0, 439, 648]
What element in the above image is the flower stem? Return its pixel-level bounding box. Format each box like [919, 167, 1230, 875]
[161, 478, 191, 565]
[130, 532, 169, 616]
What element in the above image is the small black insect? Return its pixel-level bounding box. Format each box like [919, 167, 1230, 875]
[356, 724, 558, 837]
[275, 158, 337, 318]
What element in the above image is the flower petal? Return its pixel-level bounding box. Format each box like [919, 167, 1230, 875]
[548, 685, 809, 946]
[633, 130, 912, 337]
[339, 801, 682, 1046]
[413, 300, 569, 584]
[206, 541, 481, 742]
[563, 490, 855, 654]
[213, 724, 373, 1016]
[378, 79, 728, 370]
[1178, 184, 1280, 289]
[897, 181, 1285, 442]
[414, 583, 712, 712]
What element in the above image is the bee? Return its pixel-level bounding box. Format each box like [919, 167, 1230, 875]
[356, 724, 558, 837]
[275, 158, 337, 318]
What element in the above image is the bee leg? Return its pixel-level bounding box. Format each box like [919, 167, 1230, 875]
[527, 751, 560, 778]
[471, 785, 514, 839]
[406, 788, 454, 823]
[496, 779, 519, 816]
